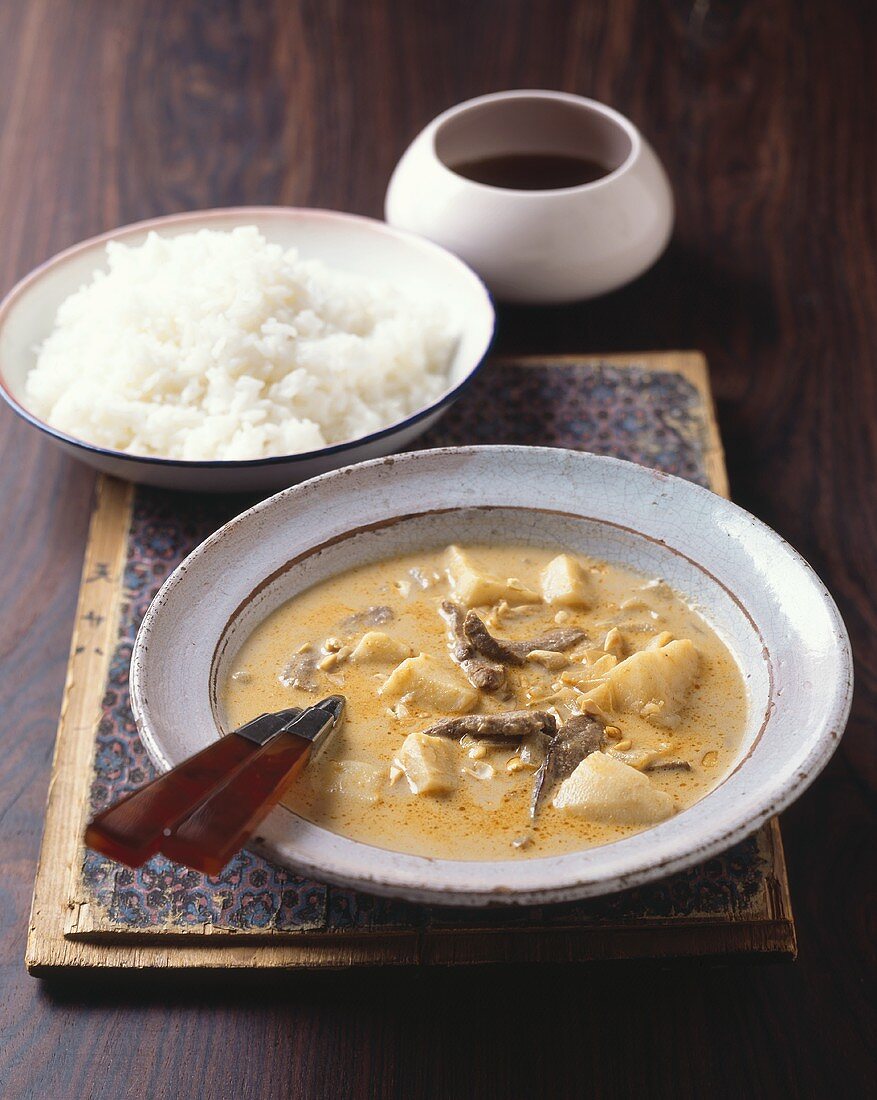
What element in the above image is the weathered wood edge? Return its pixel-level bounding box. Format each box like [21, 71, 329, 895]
[28, 919, 797, 976]
[25, 351, 796, 972]
[26, 477, 135, 973]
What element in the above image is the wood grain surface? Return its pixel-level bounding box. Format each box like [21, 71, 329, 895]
[0, 1, 873, 1097]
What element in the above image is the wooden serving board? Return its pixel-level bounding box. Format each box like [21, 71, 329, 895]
[26, 352, 796, 974]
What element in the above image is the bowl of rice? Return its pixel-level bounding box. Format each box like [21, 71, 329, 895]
[0, 207, 494, 491]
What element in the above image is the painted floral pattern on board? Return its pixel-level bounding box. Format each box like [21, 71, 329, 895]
[84, 362, 765, 933]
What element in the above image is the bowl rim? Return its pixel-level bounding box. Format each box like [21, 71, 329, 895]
[0, 205, 495, 469]
[428, 88, 643, 197]
[130, 446, 854, 905]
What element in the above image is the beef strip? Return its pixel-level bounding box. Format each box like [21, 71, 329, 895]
[644, 758, 691, 773]
[462, 611, 586, 666]
[439, 601, 506, 691]
[530, 713, 606, 819]
[420, 710, 557, 741]
[339, 605, 394, 632]
[279, 650, 319, 692]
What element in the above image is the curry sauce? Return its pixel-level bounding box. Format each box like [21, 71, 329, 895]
[222, 544, 748, 860]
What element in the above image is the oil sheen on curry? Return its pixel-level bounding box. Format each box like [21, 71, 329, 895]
[222, 545, 748, 860]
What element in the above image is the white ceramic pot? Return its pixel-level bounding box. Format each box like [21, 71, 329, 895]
[386, 90, 674, 304]
[131, 447, 852, 906]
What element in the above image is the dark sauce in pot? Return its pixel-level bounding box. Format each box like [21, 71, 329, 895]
[449, 152, 610, 190]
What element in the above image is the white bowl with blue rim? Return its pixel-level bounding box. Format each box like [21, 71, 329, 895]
[0, 207, 494, 493]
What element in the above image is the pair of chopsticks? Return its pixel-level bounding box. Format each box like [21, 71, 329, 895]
[85, 696, 345, 876]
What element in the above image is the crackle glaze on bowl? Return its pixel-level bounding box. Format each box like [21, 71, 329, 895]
[0, 207, 494, 492]
[131, 447, 852, 905]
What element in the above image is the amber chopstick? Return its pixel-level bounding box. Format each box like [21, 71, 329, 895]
[84, 698, 344, 875]
[160, 730, 315, 875]
[84, 706, 304, 868]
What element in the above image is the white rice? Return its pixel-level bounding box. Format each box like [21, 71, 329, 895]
[26, 226, 456, 461]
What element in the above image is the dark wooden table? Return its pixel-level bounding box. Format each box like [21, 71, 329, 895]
[1, 1, 873, 1096]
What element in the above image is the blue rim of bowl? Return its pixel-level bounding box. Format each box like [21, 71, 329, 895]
[0, 206, 496, 470]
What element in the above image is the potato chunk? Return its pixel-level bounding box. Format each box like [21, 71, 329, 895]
[378, 654, 478, 713]
[350, 631, 411, 666]
[559, 652, 617, 690]
[584, 639, 699, 726]
[446, 546, 540, 606]
[540, 554, 593, 608]
[393, 732, 458, 795]
[553, 752, 675, 824]
[327, 761, 383, 805]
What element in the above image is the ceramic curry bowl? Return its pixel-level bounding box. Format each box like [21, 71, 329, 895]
[130, 447, 852, 905]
